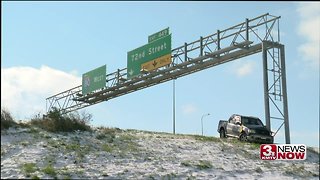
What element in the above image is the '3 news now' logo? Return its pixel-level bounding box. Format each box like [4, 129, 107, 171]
[260, 144, 307, 160]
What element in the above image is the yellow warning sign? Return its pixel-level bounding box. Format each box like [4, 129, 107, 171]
[141, 54, 172, 72]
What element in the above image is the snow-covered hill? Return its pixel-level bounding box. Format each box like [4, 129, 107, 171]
[1, 126, 319, 179]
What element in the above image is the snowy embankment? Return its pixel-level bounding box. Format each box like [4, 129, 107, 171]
[1, 127, 319, 179]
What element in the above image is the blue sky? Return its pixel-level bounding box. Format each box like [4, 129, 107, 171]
[2, 2, 319, 147]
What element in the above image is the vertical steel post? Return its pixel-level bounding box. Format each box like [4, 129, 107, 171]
[184, 43, 188, 62]
[200, 36, 203, 57]
[246, 18, 249, 42]
[277, 19, 280, 42]
[262, 42, 271, 131]
[201, 113, 210, 136]
[173, 79, 176, 134]
[117, 69, 120, 85]
[280, 45, 290, 144]
[217, 30, 221, 50]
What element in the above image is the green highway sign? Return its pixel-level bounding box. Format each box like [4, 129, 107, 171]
[148, 27, 169, 43]
[127, 34, 171, 79]
[82, 65, 106, 95]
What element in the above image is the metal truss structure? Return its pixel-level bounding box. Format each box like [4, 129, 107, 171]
[46, 13, 290, 143]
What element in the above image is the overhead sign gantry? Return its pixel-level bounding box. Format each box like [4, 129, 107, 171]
[46, 13, 290, 143]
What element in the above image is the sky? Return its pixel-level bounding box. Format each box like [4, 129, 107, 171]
[1, 2, 319, 147]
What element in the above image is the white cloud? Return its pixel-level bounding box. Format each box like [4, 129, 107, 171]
[229, 60, 256, 77]
[1, 66, 81, 120]
[297, 2, 320, 70]
[181, 104, 197, 115]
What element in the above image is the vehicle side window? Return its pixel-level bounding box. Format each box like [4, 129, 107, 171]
[242, 118, 249, 125]
[234, 116, 241, 125]
[228, 116, 234, 123]
[229, 118, 234, 124]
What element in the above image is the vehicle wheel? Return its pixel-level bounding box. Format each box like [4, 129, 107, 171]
[220, 129, 226, 138]
[239, 133, 247, 142]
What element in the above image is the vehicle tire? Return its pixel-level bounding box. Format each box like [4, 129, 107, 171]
[239, 133, 247, 142]
[220, 129, 226, 138]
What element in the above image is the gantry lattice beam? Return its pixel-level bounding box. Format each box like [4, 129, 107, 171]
[46, 13, 290, 143]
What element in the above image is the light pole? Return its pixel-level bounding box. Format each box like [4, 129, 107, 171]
[173, 79, 176, 134]
[201, 113, 210, 136]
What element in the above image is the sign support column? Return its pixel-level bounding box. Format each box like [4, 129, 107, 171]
[280, 44, 290, 144]
[262, 42, 271, 131]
